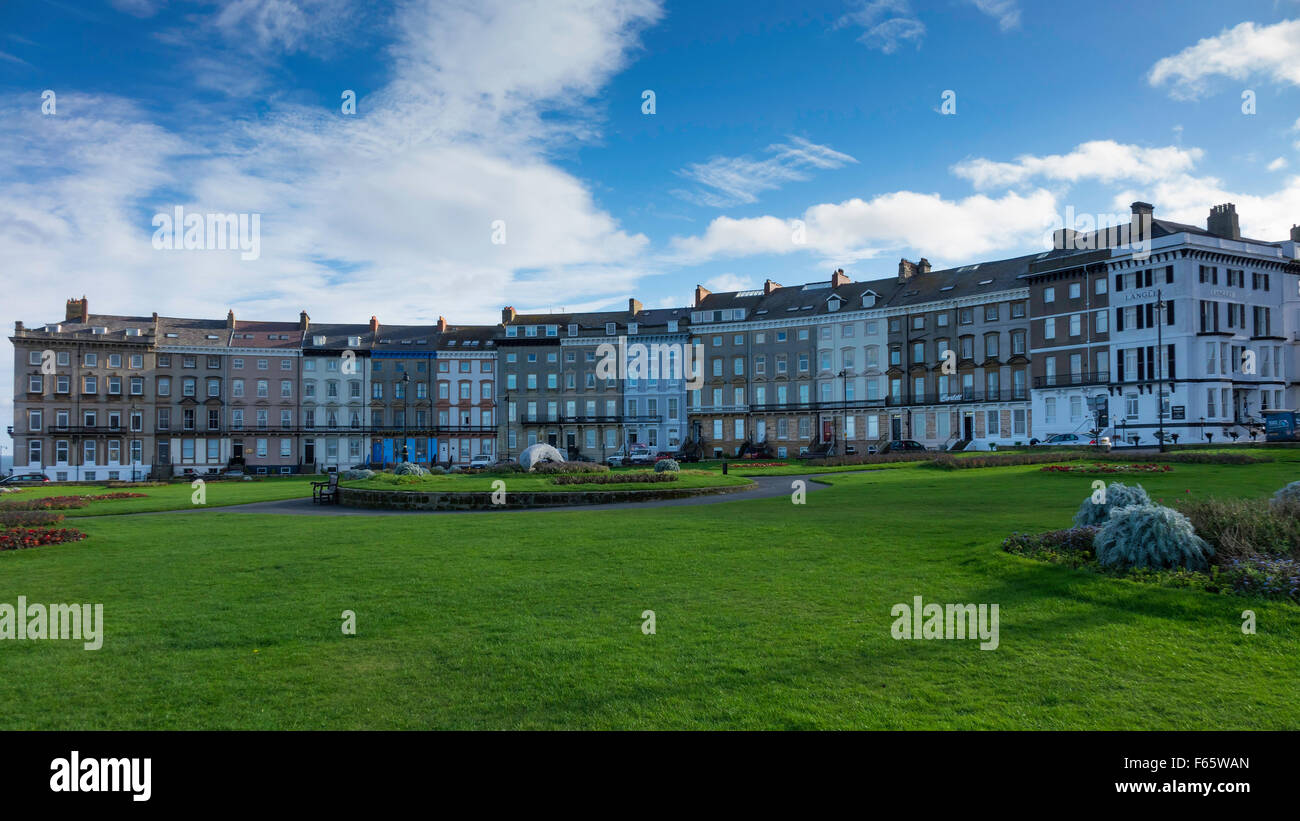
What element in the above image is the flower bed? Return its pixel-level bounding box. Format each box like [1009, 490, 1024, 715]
[1040, 463, 1173, 474]
[0, 527, 88, 551]
[0, 511, 66, 528]
[0, 492, 147, 511]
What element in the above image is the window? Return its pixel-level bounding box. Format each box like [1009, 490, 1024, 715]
[1069, 314, 1081, 336]
[1044, 318, 1055, 340]
[1068, 283, 1081, 299]
[1043, 286, 1055, 304]
[1095, 277, 1107, 295]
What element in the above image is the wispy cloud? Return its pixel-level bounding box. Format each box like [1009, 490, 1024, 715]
[968, 0, 1021, 31]
[1149, 19, 1300, 99]
[836, 0, 925, 54]
[952, 140, 1203, 189]
[674, 137, 857, 207]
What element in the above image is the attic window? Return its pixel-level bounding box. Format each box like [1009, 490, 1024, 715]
[447, 340, 457, 346]
[166, 333, 179, 338]
[978, 279, 993, 286]
[125, 328, 141, 336]
[205, 334, 218, 339]
[786, 306, 798, 312]
[755, 309, 768, 315]
[313, 335, 326, 346]
[92, 327, 108, 334]
[940, 285, 955, 291]
[415, 339, 427, 344]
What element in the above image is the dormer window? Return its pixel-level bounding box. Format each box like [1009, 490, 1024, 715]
[313, 335, 326, 346]
[828, 295, 842, 311]
[567, 324, 578, 337]
[606, 322, 616, 336]
[628, 323, 638, 335]
[862, 292, 876, 308]
[667, 320, 679, 332]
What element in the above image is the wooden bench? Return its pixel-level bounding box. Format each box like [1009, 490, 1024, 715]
[312, 472, 340, 504]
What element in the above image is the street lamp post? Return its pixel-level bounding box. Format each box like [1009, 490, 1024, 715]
[837, 368, 848, 455]
[400, 373, 410, 463]
[130, 404, 138, 481]
[503, 392, 511, 461]
[1156, 288, 1168, 453]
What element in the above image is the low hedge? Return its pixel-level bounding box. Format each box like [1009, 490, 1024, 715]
[550, 472, 678, 485]
[0, 510, 66, 528]
[531, 462, 611, 475]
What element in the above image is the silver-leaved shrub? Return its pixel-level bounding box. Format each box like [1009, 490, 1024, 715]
[1094, 504, 1213, 570]
[1072, 481, 1151, 527]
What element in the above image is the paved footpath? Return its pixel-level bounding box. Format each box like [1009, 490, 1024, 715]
[170, 473, 838, 517]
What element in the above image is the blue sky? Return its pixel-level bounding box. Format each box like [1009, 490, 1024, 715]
[2, 0, 1300, 432]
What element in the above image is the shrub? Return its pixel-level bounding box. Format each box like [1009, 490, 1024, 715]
[1176, 497, 1300, 562]
[0, 527, 88, 550]
[654, 458, 680, 473]
[1093, 504, 1213, 571]
[393, 462, 429, 477]
[1001, 527, 1098, 568]
[1072, 482, 1151, 527]
[343, 468, 375, 480]
[532, 462, 610, 475]
[1219, 556, 1300, 603]
[551, 472, 678, 485]
[1269, 480, 1300, 510]
[0, 510, 65, 528]
[805, 452, 930, 467]
[485, 463, 524, 474]
[426, 466, 447, 475]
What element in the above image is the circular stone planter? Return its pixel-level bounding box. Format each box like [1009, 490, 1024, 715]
[337, 482, 752, 511]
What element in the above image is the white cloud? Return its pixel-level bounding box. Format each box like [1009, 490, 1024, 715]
[952, 140, 1203, 189]
[703, 273, 758, 293]
[836, 0, 926, 54]
[674, 137, 857, 207]
[968, 0, 1020, 31]
[1149, 19, 1300, 99]
[0, 0, 665, 430]
[1268, 157, 1288, 171]
[668, 189, 1060, 266]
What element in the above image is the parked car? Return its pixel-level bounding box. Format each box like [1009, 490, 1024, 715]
[1042, 433, 1101, 446]
[627, 448, 655, 466]
[0, 473, 50, 485]
[223, 469, 246, 479]
[888, 439, 928, 452]
[468, 454, 493, 469]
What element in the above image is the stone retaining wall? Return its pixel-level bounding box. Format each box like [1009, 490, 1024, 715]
[337, 482, 750, 510]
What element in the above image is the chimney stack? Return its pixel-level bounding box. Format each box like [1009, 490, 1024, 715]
[763, 278, 782, 295]
[15, 321, 24, 332]
[226, 309, 236, 329]
[1207, 203, 1240, 240]
[65, 296, 88, 323]
[628, 298, 642, 316]
[694, 285, 711, 308]
[898, 258, 917, 282]
[501, 306, 516, 325]
[1292, 225, 1300, 243]
[369, 315, 379, 334]
[299, 310, 310, 331]
[1130, 201, 1155, 242]
[830, 268, 851, 288]
[917, 258, 931, 275]
[436, 316, 448, 332]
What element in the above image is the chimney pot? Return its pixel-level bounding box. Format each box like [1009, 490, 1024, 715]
[65, 297, 88, 323]
[1207, 203, 1241, 240]
[897, 258, 917, 282]
[917, 258, 931, 275]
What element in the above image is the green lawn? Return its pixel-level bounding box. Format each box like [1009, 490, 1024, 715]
[343, 469, 753, 492]
[1, 454, 1297, 729]
[1, 477, 317, 516]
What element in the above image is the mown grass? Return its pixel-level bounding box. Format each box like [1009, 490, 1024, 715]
[0, 478, 318, 516]
[342, 469, 752, 492]
[0, 454, 1297, 729]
